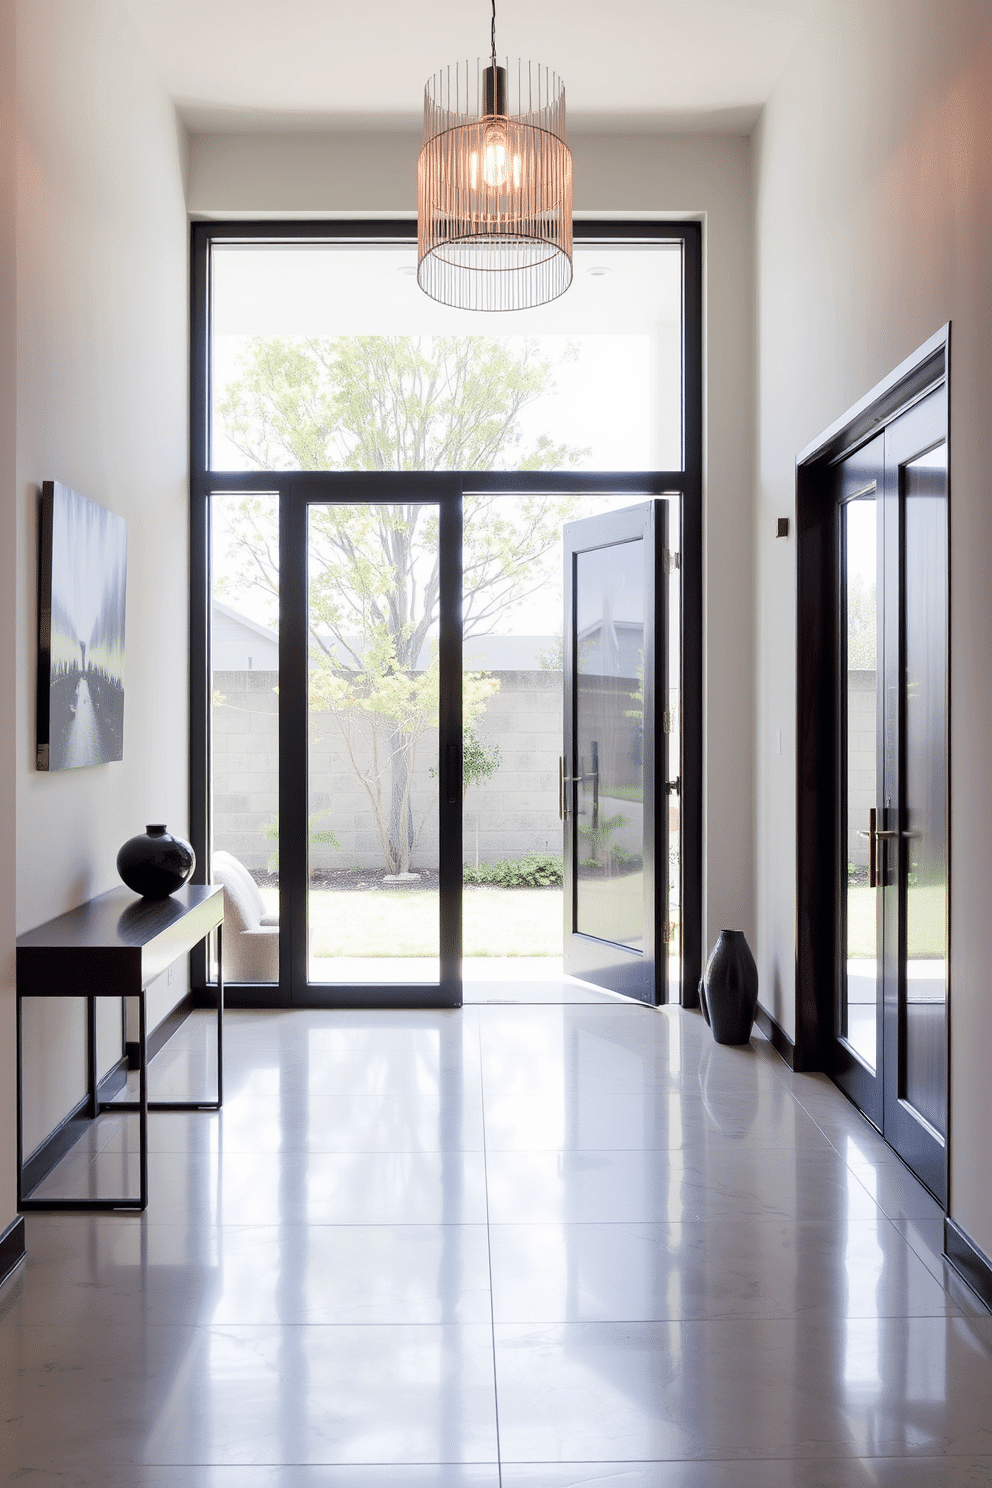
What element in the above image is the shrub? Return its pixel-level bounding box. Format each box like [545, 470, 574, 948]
[464, 851, 563, 888]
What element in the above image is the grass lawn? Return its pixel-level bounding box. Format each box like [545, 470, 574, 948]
[847, 883, 946, 960]
[306, 886, 563, 957]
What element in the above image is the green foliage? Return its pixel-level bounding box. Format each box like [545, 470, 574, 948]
[578, 811, 629, 868]
[462, 728, 502, 796]
[537, 633, 564, 672]
[263, 812, 340, 873]
[464, 851, 563, 888]
[219, 335, 588, 474]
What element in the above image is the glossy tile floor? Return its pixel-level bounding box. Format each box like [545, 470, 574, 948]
[3, 988, 992, 1487]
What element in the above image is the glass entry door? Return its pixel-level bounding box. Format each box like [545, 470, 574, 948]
[834, 389, 948, 1200]
[282, 486, 463, 1008]
[562, 502, 668, 1002]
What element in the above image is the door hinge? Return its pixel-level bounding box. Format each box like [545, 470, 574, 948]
[663, 710, 675, 734]
[663, 549, 681, 573]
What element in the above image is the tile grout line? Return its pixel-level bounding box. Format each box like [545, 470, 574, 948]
[476, 1010, 503, 1487]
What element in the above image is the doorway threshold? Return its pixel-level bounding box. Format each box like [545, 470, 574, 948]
[307, 955, 626, 1004]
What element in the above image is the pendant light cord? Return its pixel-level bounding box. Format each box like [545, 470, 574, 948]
[490, 0, 497, 71]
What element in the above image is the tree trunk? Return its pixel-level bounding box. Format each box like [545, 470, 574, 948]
[387, 725, 415, 874]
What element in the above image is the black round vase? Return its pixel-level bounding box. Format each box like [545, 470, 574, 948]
[698, 930, 758, 1046]
[117, 824, 195, 900]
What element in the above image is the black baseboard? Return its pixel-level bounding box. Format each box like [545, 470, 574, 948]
[21, 1057, 128, 1197]
[211, 983, 288, 1010]
[945, 1217, 992, 1313]
[0, 1216, 26, 1290]
[754, 1003, 797, 1070]
[126, 989, 196, 1069]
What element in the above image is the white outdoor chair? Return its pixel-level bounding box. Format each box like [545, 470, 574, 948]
[211, 850, 279, 983]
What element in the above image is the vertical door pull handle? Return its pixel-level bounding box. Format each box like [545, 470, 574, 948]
[446, 744, 460, 805]
[856, 807, 878, 889]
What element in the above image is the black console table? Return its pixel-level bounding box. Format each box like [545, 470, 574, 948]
[16, 884, 224, 1212]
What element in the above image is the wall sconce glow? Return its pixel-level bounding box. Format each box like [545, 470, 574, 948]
[417, 3, 573, 311]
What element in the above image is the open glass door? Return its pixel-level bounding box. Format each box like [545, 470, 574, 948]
[563, 501, 668, 1002]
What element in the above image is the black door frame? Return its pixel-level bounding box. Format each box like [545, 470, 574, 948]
[795, 324, 950, 1106]
[188, 218, 703, 1009]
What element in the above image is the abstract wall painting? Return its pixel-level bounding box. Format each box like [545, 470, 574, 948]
[37, 481, 128, 771]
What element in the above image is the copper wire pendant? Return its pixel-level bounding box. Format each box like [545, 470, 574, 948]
[417, 19, 573, 311]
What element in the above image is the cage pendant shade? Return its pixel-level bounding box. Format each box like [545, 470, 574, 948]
[418, 59, 573, 311]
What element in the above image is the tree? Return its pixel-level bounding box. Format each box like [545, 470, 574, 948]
[462, 727, 503, 869]
[217, 334, 586, 875]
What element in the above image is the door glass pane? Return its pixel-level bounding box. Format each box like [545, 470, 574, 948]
[307, 503, 439, 983]
[574, 540, 645, 948]
[903, 445, 947, 1136]
[210, 492, 280, 984]
[843, 496, 878, 1069]
[459, 492, 648, 987]
[209, 241, 683, 473]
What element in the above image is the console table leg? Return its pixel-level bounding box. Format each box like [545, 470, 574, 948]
[16, 992, 23, 1208]
[216, 924, 224, 1108]
[86, 996, 98, 1119]
[138, 992, 148, 1211]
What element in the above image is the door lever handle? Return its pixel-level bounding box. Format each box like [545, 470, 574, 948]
[859, 807, 897, 888]
[856, 808, 882, 889]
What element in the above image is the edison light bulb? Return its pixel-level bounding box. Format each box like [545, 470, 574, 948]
[482, 121, 509, 188]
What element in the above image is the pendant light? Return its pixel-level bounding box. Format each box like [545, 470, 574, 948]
[417, 0, 573, 311]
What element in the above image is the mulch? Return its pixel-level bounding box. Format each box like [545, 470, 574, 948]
[250, 868, 440, 892]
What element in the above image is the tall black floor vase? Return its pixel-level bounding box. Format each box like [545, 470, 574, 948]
[699, 930, 758, 1046]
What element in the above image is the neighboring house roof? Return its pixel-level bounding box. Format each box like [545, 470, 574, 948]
[212, 601, 279, 671]
[212, 600, 562, 672]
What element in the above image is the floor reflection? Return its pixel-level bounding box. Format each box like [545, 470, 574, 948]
[4, 997, 991, 1479]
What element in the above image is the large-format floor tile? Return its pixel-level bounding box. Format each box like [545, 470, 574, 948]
[843, 1153, 945, 1224]
[6, 1322, 499, 1469]
[481, 1086, 835, 1152]
[5, 1470, 501, 1488]
[6, 999, 991, 1483]
[484, 1149, 884, 1225]
[29, 1148, 489, 1225]
[93, 1092, 486, 1154]
[14, 1218, 493, 1325]
[493, 1316, 992, 1462]
[500, 1460, 992, 1486]
[488, 1217, 965, 1322]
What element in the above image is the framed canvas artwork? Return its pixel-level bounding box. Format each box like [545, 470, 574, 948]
[37, 481, 128, 771]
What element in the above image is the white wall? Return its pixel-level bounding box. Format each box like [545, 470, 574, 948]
[0, 0, 17, 1234]
[14, 0, 190, 1155]
[189, 128, 757, 959]
[754, 0, 992, 1255]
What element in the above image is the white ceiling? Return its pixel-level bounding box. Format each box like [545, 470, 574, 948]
[123, 0, 812, 135]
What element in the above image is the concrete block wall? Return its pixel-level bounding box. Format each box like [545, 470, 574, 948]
[212, 669, 563, 872]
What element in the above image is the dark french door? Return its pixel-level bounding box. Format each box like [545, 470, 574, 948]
[833, 387, 948, 1199]
[562, 501, 670, 1003]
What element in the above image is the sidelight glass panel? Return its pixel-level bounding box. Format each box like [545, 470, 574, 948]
[210, 492, 280, 983]
[209, 241, 683, 474]
[902, 446, 948, 1136]
[574, 540, 645, 949]
[842, 496, 878, 1069]
[307, 503, 439, 983]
